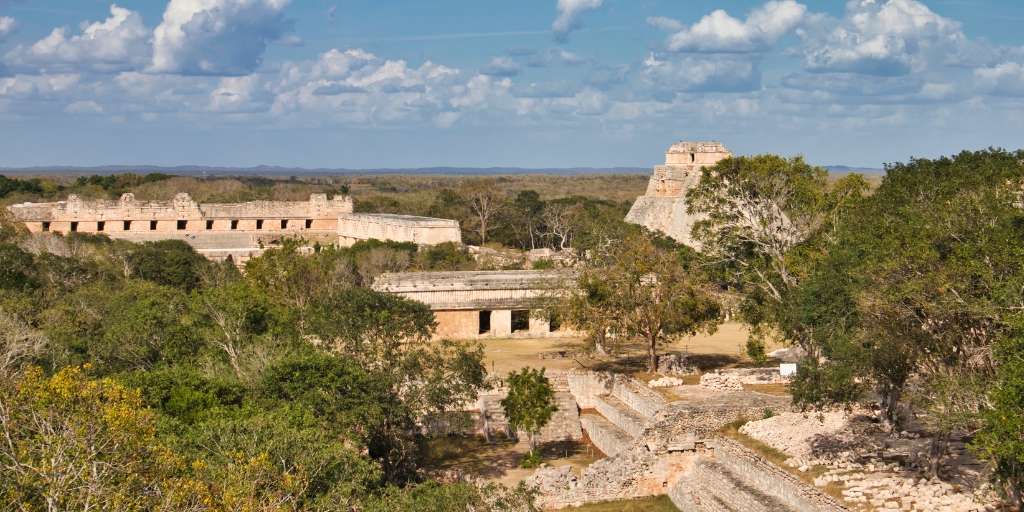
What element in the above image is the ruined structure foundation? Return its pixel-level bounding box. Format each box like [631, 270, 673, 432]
[624, 141, 733, 247]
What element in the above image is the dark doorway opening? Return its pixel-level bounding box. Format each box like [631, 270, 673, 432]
[280, 219, 288, 229]
[479, 311, 491, 334]
[70, 222, 78, 232]
[305, 219, 313, 229]
[150, 220, 158, 231]
[549, 314, 562, 332]
[231, 220, 239, 230]
[123, 220, 131, 231]
[96, 221, 105, 232]
[42, 222, 50, 232]
[511, 310, 530, 332]
[177, 220, 187, 230]
[256, 219, 264, 230]
[206, 220, 214, 230]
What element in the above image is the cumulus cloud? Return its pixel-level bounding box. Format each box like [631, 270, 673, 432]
[4, 5, 150, 73]
[150, 0, 294, 76]
[479, 56, 521, 77]
[975, 61, 1024, 96]
[798, 0, 966, 76]
[642, 53, 761, 97]
[551, 0, 602, 42]
[665, 0, 806, 53]
[0, 16, 19, 44]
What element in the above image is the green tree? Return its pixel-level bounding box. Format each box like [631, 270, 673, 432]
[501, 367, 557, 453]
[686, 154, 868, 356]
[562, 236, 722, 371]
[0, 366, 206, 511]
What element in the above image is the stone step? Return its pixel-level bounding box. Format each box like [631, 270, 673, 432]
[580, 413, 633, 458]
[674, 459, 803, 512]
[610, 380, 665, 419]
[593, 394, 646, 438]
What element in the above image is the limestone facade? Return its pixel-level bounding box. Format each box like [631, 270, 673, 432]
[371, 270, 574, 339]
[624, 141, 733, 247]
[7, 193, 354, 235]
[337, 213, 461, 246]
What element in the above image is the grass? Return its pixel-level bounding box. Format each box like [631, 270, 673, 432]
[564, 495, 680, 511]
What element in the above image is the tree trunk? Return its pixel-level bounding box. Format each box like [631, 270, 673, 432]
[1006, 477, 1023, 509]
[885, 385, 902, 424]
[928, 431, 950, 479]
[529, 431, 536, 453]
[648, 335, 658, 373]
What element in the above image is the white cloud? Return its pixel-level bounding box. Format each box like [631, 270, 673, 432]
[0, 16, 19, 44]
[798, 0, 966, 76]
[641, 53, 761, 97]
[646, 16, 683, 33]
[552, 0, 602, 42]
[665, 0, 806, 53]
[65, 100, 104, 114]
[525, 46, 586, 67]
[479, 56, 521, 77]
[975, 61, 1024, 96]
[3, 5, 150, 73]
[150, 0, 293, 76]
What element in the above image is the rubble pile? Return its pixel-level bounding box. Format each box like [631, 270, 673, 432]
[657, 352, 697, 376]
[698, 372, 743, 391]
[817, 471, 998, 511]
[648, 376, 685, 388]
[740, 411, 882, 465]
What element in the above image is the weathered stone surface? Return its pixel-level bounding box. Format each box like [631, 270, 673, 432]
[338, 212, 461, 246]
[625, 141, 733, 247]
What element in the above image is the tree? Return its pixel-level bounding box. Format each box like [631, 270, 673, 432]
[190, 282, 275, 380]
[501, 367, 557, 453]
[509, 190, 545, 250]
[562, 236, 722, 371]
[0, 309, 46, 378]
[0, 366, 206, 511]
[459, 179, 506, 245]
[686, 154, 868, 356]
[541, 202, 581, 251]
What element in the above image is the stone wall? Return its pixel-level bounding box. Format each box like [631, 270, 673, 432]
[8, 193, 353, 234]
[337, 212, 461, 246]
[668, 437, 849, 512]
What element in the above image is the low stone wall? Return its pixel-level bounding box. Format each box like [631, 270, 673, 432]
[669, 437, 849, 512]
[580, 414, 632, 457]
[593, 395, 645, 438]
[472, 392, 582, 443]
[565, 371, 665, 416]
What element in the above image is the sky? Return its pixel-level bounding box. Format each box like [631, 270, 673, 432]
[1, 0, 1023, 169]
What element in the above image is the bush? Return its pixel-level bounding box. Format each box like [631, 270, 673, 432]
[520, 450, 543, 468]
[762, 408, 775, 420]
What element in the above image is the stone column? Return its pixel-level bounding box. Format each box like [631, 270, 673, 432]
[529, 313, 551, 335]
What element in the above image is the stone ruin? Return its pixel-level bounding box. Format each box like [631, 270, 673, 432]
[624, 141, 733, 248]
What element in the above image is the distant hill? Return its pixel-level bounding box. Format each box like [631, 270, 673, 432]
[0, 165, 652, 177]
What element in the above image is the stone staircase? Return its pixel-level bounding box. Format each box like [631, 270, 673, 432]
[579, 377, 666, 457]
[673, 459, 802, 512]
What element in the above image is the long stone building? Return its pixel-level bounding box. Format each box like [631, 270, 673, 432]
[372, 270, 574, 339]
[7, 193, 462, 263]
[625, 141, 733, 248]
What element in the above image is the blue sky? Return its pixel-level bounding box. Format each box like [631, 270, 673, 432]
[1, 0, 1023, 169]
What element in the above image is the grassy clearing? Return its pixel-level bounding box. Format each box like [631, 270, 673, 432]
[564, 494, 680, 511]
